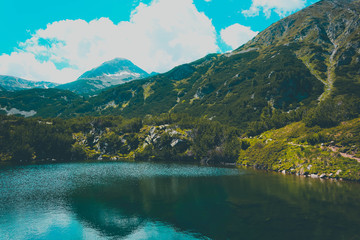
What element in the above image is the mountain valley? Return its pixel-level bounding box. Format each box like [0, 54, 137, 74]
[0, 0, 359, 180]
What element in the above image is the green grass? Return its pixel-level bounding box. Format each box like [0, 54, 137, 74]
[238, 119, 360, 181]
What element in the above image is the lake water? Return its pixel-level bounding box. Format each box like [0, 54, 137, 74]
[0, 162, 359, 240]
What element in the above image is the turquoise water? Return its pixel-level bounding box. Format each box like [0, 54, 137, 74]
[0, 162, 359, 240]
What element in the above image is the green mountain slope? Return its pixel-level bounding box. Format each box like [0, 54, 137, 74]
[75, 0, 359, 128]
[83, 49, 322, 128]
[241, 0, 360, 100]
[0, 89, 84, 118]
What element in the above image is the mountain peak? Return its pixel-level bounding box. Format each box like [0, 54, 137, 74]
[77, 58, 148, 80]
[57, 58, 149, 95]
[105, 57, 131, 64]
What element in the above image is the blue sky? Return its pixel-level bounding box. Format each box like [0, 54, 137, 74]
[0, 0, 319, 83]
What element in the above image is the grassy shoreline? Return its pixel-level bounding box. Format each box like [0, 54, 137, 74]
[1, 115, 359, 181]
[237, 120, 360, 181]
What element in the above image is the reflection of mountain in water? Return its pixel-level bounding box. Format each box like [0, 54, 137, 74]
[68, 177, 212, 239]
[68, 173, 360, 240]
[70, 195, 145, 239]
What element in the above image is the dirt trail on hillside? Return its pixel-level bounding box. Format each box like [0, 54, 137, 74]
[329, 146, 360, 163]
[289, 142, 360, 163]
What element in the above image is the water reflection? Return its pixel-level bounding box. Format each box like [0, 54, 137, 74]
[68, 170, 360, 240]
[0, 162, 359, 240]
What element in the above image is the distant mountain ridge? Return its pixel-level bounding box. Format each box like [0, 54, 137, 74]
[0, 75, 59, 91]
[57, 58, 149, 95]
[0, 0, 359, 129]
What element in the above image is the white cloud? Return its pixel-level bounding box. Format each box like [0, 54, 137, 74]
[220, 24, 258, 49]
[0, 0, 218, 84]
[242, 0, 307, 18]
[0, 52, 78, 83]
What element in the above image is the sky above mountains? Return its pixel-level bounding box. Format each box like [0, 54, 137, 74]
[0, 0, 319, 83]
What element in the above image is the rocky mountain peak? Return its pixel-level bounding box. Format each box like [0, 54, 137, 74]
[57, 58, 150, 95]
[78, 58, 148, 80]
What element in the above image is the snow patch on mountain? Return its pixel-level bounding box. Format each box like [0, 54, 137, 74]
[0, 107, 37, 117]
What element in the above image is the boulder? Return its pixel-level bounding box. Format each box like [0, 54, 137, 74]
[171, 139, 180, 147]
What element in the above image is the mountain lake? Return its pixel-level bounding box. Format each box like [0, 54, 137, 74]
[0, 162, 359, 240]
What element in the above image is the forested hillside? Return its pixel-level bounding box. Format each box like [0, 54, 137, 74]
[0, 0, 359, 180]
